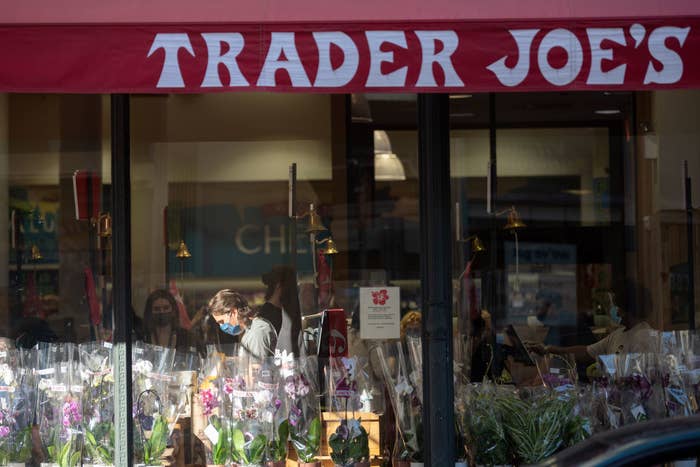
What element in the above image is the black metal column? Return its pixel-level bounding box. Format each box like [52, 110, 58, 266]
[418, 93, 454, 466]
[685, 161, 696, 331]
[111, 94, 134, 466]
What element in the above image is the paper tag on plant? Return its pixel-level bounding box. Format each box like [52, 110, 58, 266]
[631, 404, 647, 421]
[204, 424, 219, 445]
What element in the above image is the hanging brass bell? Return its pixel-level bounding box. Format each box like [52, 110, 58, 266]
[175, 240, 192, 259]
[470, 236, 486, 253]
[305, 204, 327, 233]
[322, 237, 339, 255]
[504, 207, 526, 230]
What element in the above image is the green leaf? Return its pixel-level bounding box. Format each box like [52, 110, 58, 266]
[308, 417, 321, 444]
[231, 429, 249, 464]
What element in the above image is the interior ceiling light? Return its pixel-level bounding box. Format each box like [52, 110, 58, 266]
[595, 109, 621, 115]
[449, 94, 473, 99]
[374, 130, 406, 181]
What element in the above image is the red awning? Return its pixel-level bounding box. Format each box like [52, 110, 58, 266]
[1, 0, 699, 93]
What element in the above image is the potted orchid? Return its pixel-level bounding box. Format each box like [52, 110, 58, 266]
[284, 358, 321, 467]
[226, 357, 283, 467]
[328, 418, 369, 467]
[79, 342, 115, 467]
[0, 344, 33, 467]
[36, 344, 84, 467]
[131, 343, 176, 467]
[326, 357, 370, 467]
[199, 384, 230, 467]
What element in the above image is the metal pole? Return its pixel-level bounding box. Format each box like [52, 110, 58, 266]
[289, 163, 297, 270]
[487, 93, 498, 320]
[418, 93, 454, 466]
[111, 94, 133, 467]
[684, 161, 696, 331]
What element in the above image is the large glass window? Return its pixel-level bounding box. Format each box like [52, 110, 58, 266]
[452, 91, 700, 465]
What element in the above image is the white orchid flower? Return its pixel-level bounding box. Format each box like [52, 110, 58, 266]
[395, 378, 413, 397]
[341, 356, 357, 380]
[253, 389, 273, 405]
[274, 349, 295, 378]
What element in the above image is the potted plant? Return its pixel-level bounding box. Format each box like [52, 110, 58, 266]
[231, 428, 267, 467]
[329, 418, 370, 467]
[289, 416, 321, 467]
[80, 342, 115, 467]
[266, 420, 289, 467]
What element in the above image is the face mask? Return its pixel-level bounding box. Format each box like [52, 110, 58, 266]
[153, 312, 173, 327]
[220, 323, 242, 336]
[610, 305, 622, 325]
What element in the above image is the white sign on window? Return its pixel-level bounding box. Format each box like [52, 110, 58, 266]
[360, 286, 400, 340]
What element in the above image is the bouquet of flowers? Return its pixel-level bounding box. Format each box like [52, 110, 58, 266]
[79, 342, 114, 466]
[326, 357, 370, 467]
[36, 343, 84, 467]
[0, 340, 33, 465]
[132, 343, 176, 466]
[283, 357, 321, 466]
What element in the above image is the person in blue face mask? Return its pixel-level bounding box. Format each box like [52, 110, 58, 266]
[207, 289, 277, 360]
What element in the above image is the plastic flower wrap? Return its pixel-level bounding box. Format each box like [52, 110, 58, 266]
[0, 339, 33, 465]
[36, 343, 84, 467]
[268, 350, 295, 464]
[372, 342, 422, 463]
[226, 355, 280, 467]
[614, 352, 665, 423]
[79, 341, 114, 466]
[131, 343, 176, 466]
[282, 357, 321, 464]
[196, 352, 229, 466]
[534, 353, 577, 393]
[326, 357, 370, 467]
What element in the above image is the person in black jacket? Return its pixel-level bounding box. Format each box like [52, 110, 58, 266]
[258, 265, 301, 356]
[141, 289, 189, 353]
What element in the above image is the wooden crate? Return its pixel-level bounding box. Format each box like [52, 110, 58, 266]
[286, 411, 382, 467]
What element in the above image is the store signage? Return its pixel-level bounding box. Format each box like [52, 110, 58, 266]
[359, 287, 400, 340]
[1, 20, 698, 92]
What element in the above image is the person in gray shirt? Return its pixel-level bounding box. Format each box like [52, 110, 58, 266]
[208, 289, 277, 360]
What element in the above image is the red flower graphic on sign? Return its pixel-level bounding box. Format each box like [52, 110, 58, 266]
[372, 289, 389, 305]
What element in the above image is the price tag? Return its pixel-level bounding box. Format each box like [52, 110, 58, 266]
[204, 424, 219, 445]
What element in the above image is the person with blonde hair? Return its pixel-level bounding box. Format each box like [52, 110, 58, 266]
[207, 289, 277, 360]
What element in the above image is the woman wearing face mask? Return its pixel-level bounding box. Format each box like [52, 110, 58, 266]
[208, 289, 277, 360]
[142, 289, 189, 352]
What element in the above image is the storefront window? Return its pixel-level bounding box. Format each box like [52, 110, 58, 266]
[453, 91, 700, 465]
[129, 92, 419, 465]
[1, 94, 113, 343]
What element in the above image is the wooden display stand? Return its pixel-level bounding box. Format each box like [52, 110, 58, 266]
[286, 411, 382, 467]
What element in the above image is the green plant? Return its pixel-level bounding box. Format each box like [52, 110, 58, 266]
[141, 415, 169, 465]
[328, 419, 369, 466]
[47, 433, 81, 467]
[290, 416, 321, 463]
[84, 422, 115, 465]
[268, 420, 289, 462]
[231, 428, 267, 465]
[209, 415, 230, 465]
